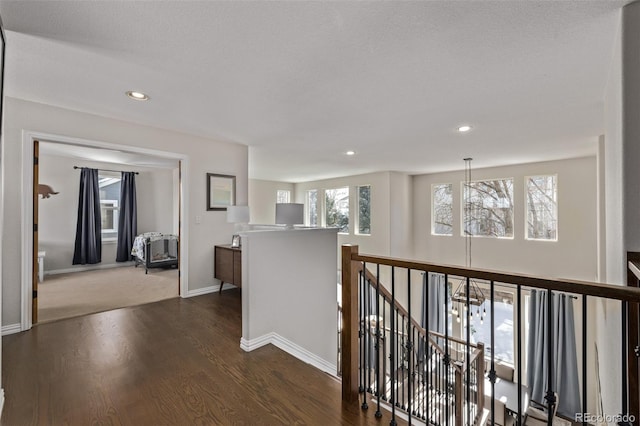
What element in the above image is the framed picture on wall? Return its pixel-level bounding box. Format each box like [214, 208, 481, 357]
[207, 173, 235, 211]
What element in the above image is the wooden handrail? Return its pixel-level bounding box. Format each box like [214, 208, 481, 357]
[353, 252, 640, 302]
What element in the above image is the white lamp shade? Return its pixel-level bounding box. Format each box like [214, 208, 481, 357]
[275, 203, 304, 226]
[227, 205, 250, 223]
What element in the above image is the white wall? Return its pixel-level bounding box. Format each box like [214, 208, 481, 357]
[248, 179, 294, 225]
[601, 8, 624, 419]
[389, 172, 413, 259]
[2, 97, 248, 325]
[38, 152, 176, 273]
[413, 157, 598, 281]
[240, 228, 339, 374]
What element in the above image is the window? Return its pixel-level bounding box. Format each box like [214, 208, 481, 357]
[325, 187, 349, 233]
[277, 189, 291, 204]
[432, 184, 453, 235]
[526, 175, 557, 240]
[452, 283, 514, 365]
[463, 179, 514, 238]
[99, 174, 121, 239]
[469, 289, 514, 365]
[357, 185, 371, 235]
[306, 190, 318, 227]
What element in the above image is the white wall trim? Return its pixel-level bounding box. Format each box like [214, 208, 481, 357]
[185, 285, 220, 297]
[240, 332, 338, 377]
[21, 131, 190, 331]
[1, 323, 21, 336]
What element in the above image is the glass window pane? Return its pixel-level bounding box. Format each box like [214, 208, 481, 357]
[277, 190, 290, 204]
[326, 187, 349, 233]
[463, 179, 514, 238]
[357, 185, 371, 235]
[99, 174, 121, 235]
[526, 175, 558, 240]
[470, 293, 514, 365]
[432, 184, 453, 235]
[306, 190, 317, 227]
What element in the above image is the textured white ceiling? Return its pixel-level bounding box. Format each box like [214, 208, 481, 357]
[0, 1, 626, 181]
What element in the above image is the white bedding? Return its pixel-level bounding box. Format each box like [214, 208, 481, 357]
[131, 232, 178, 262]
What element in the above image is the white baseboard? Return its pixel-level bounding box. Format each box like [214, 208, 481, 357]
[47, 261, 135, 276]
[185, 285, 219, 297]
[1, 323, 21, 336]
[240, 332, 337, 377]
[184, 282, 240, 297]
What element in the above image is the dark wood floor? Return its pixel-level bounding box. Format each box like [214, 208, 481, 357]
[2, 289, 403, 425]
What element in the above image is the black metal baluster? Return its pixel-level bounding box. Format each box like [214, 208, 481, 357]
[362, 269, 369, 410]
[622, 300, 629, 421]
[490, 281, 495, 426]
[545, 289, 555, 426]
[375, 264, 382, 418]
[391, 267, 397, 426]
[444, 273, 450, 426]
[407, 269, 413, 424]
[424, 272, 431, 423]
[517, 285, 522, 426]
[383, 294, 388, 402]
[359, 270, 365, 396]
[402, 313, 406, 410]
[466, 277, 471, 426]
[582, 295, 587, 426]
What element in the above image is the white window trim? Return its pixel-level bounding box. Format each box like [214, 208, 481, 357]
[355, 184, 371, 236]
[460, 177, 515, 239]
[100, 199, 119, 234]
[325, 186, 350, 235]
[276, 189, 291, 204]
[431, 182, 453, 236]
[524, 174, 558, 242]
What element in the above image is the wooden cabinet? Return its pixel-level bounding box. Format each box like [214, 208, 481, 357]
[214, 245, 241, 292]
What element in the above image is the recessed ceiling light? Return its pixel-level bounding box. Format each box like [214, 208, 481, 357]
[126, 91, 150, 101]
[457, 125, 472, 133]
[345, 150, 356, 156]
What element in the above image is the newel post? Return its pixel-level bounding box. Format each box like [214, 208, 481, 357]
[341, 244, 359, 403]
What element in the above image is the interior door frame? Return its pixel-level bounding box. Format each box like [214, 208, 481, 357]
[20, 131, 190, 330]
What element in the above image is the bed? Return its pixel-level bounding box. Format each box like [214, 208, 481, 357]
[131, 232, 179, 274]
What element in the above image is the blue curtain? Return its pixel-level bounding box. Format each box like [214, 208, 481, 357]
[419, 272, 447, 358]
[72, 168, 101, 264]
[526, 290, 581, 418]
[116, 172, 137, 262]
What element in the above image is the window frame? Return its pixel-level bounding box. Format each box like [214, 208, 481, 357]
[355, 184, 371, 236]
[431, 183, 454, 236]
[325, 186, 350, 234]
[461, 177, 515, 239]
[524, 174, 558, 242]
[305, 189, 318, 227]
[450, 281, 517, 368]
[98, 173, 121, 240]
[276, 189, 291, 204]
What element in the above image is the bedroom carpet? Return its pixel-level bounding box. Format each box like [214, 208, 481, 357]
[38, 266, 179, 323]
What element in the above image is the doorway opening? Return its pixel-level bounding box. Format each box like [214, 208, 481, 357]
[22, 132, 189, 329]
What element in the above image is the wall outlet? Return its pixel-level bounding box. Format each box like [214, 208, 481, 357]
[195, 215, 202, 224]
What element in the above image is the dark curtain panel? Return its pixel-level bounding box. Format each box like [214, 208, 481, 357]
[526, 290, 581, 418]
[116, 171, 137, 262]
[72, 168, 101, 264]
[419, 272, 447, 358]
